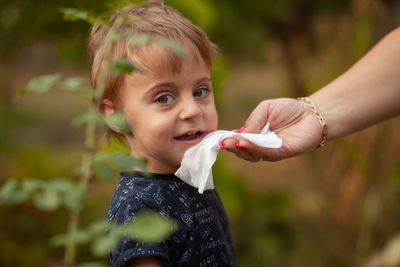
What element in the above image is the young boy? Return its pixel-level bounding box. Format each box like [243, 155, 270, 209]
[88, 2, 238, 267]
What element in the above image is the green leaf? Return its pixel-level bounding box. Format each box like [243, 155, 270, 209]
[26, 73, 61, 93]
[68, 230, 92, 244]
[157, 39, 189, 59]
[51, 220, 110, 248]
[62, 185, 85, 212]
[112, 59, 137, 76]
[50, 233, 69, 247]
[92, 234, 120, 256]
[95, 152, 148, 174]
[108, 31, 122, 42]
[21, 178, 44, 195]
[51, 230, 92, 247]
[72, 111, 104, 127]
[106, 112, 131, 132]
[0, 179, 28, 204]
[43, 178, 85, 211]
[47, 178, 76, 191]
[129, 34, 151, 45]
[89, 213, 175, 256]
[111, 154, 147, 171]
[126, 211, 176, 243]
[59, 7, 105, 24]
[63, 77, 88, 91]
[32, 189, 60, 211]
[95, 162, 115, 180]
[81, 87, 102, 100]
[94, 152, 114, 163]
[87, 220, 111, 236]
[60, 8, 89, 21]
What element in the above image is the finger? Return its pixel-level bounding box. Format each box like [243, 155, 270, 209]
[230, 139, 263, 162]
[233, 127, 246, 133]
[230, 146, 261, 162]
[220, 138, 260, 162]
[244, 100, 270, 133]
[221, 138, 237, 150]
[238, 140, 286, 161]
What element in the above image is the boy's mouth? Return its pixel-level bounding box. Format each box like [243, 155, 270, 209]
[174, 131, 205, 142]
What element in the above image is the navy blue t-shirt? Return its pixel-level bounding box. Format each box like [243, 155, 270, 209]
[108, 171, 238, 267]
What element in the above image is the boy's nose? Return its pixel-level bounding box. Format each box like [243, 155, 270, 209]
[179, 99, 202, 120]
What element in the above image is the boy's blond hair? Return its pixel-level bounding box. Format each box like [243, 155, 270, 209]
[88, 2, 217, 137]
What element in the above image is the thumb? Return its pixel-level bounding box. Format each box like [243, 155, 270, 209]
[243, 100, 269, 133]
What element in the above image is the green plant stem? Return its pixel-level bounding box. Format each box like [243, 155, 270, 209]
[64, 110, 97, 265]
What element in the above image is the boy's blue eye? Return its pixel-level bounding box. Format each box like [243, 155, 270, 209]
[193, 88, 208, 98]
[156, 94, 174, 104]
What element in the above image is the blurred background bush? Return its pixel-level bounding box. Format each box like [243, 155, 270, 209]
[1, 0, 400, 266]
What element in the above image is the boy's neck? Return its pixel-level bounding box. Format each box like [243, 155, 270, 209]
[130, 154, 179, 174]
[128, 139, 180, 174]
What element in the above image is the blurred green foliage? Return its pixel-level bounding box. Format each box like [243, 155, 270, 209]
[214, 160, 295, 266]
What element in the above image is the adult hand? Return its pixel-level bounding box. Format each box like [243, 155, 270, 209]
[221, 98, 323, 161]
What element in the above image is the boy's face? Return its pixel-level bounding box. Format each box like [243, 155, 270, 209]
[118, 49, 218, 173]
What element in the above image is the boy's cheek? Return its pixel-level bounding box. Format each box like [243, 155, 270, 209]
[211, 109, 218, 130]
[177, 147, 190, 161]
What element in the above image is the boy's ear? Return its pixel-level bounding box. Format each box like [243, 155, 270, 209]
[98, 99, 115, 118]
[98, 99, 132, 135]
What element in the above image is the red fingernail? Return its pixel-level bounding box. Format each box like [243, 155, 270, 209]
[234, 127, 246, 133]
[235, 141, 244, 148]
[219, 143, 228, 150]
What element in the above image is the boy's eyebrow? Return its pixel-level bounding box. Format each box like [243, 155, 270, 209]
[148, 77, 212, 91]
[195, 77, 212, 84]
[148, 82, 176, 91]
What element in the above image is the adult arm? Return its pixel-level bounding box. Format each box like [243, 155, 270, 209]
[310, 27, 400, 139]
[222, 27, 400, 161]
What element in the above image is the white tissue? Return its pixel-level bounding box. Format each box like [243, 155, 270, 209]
[175, 123, 282, 193]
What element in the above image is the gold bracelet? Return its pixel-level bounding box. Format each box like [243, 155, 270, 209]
[297, 97, 327, 148]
